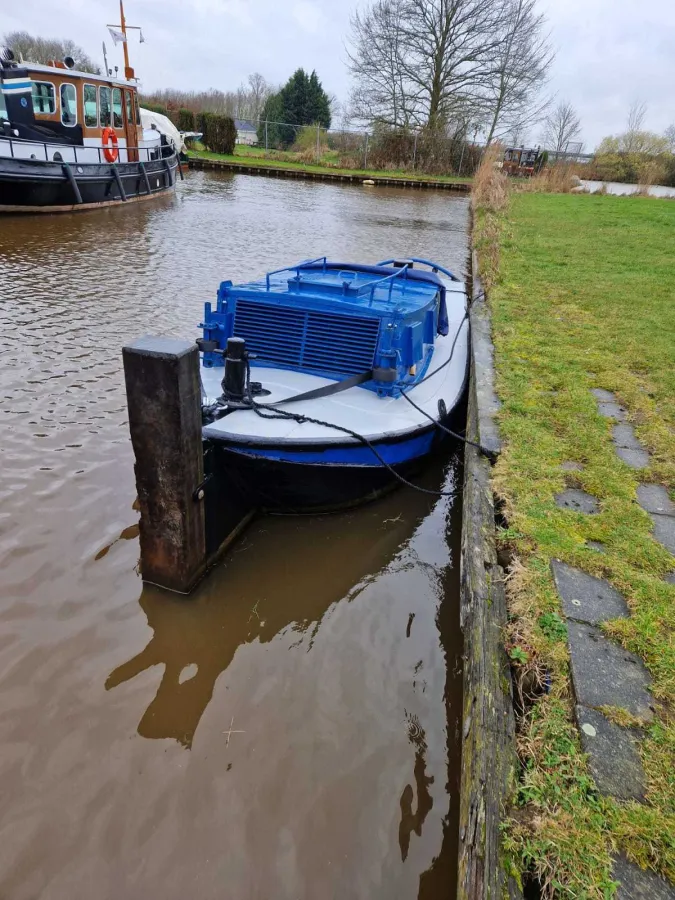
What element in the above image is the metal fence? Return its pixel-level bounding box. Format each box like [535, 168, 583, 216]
[223, 118, 486, 176]
[195, 116, 590, 174]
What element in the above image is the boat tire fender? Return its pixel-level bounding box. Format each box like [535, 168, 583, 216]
[102, 128, 119, 163]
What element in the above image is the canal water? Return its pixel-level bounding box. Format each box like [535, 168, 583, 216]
[581, 179, 675, 198]
[0, 172, 469, 900]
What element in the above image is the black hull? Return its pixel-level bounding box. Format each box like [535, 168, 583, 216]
[0, 153, 179, 211]
[204, 398, 468, 517]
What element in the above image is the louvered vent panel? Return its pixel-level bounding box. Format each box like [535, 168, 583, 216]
[233, 300, 380, 375]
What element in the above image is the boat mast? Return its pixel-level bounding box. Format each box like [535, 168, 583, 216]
[107, 0, 142, 80]
[120, 0, 131, 79]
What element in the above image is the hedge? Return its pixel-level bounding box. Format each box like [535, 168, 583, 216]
[196, 112, 236, 155]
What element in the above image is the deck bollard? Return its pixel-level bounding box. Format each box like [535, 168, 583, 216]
[123, 336, 206, 593]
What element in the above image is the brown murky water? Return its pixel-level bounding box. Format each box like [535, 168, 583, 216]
[0, 172, 469, 900]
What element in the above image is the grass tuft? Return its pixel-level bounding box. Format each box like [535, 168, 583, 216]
[475, 189, 675, 897]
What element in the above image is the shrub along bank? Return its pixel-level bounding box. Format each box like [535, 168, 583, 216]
[139, 101, 236, 155]
[474, 162, 675, 897]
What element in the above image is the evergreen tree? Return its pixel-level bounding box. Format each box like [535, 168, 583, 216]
[257, 69, 332, 148]
[283, 69, 310, 130]
[257, 92, 285, 147]
[306, 71, 331, 128]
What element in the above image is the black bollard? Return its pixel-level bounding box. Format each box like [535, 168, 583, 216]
[123, 336, 206, 593]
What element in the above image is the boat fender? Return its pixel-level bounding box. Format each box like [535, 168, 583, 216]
[102, 127, 119, 163]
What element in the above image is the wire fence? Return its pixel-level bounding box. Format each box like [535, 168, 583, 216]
[187, 115, 591, 176]
[203, 117, 486, 176]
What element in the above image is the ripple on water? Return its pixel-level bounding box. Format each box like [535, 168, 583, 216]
[0, 173, 469, 900]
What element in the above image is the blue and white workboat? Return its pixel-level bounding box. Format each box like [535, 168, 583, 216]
[198, 257, 469, 512]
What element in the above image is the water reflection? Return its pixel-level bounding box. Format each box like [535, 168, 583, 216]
[106, 478, 445, 750]
[0, 172, 468, 899]
[399, 715, 434, 862]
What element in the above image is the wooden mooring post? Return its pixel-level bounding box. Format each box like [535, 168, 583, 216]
[123, 336, 207, 593]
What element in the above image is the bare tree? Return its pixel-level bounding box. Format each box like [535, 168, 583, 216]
[627, 100, 647, 134]
[241, 73, 271, 122]
[542, 100, 581, 154]
[665, 124, 675, 152]
[623, 100, 647, 153]
[482, 0, 553, 145]
[3, 30, 99, 73]
[347, 0, 415, 128]
[348, 0, 512, 131]
[398, 0, 510, 130]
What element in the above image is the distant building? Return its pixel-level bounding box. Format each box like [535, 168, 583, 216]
[234, 119, 257, 146]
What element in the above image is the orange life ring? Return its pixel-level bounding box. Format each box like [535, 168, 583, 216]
[102, 127, 119, 163]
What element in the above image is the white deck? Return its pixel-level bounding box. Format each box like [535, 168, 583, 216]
[202, 280, 469, 446]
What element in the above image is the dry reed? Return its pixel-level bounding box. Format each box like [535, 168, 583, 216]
[471, 145, 510, 292]
[519, 163, 576, 194]
[471, 143, 509, 212]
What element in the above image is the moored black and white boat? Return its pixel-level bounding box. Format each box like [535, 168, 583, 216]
[198, 257, 470, 512]
[0, 4, 180, 213]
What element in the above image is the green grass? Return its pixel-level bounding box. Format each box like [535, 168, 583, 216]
[186, 144, 472, 184]
[477, 193, 675, 897]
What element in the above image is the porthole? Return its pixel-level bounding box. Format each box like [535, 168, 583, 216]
[76, 166, 84, 174]
[53, 151, 63, 162]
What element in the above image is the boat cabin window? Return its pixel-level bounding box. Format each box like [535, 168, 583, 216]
[99, 86, 111, 127]
[112, 88, 123, 129]
[135, 95, 141, 125]
[31, 81, 56, 115]
[125, 91, 132, 126]
[84, 84, 98, 127]
[60, 83, 77, 126]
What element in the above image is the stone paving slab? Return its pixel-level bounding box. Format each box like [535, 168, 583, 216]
[612, 855, 675, 899]
[568, 622, 654, 721]
[555, 489, 600, 514]
[591, 388, 617, 403]
[612, 424, 644, 450]
[665, 573, 675, 585]
[586, 540, 606, 553]
[575, 706, 645, 801]
[637, 484, 675, 517]
[561, 460, 584, 471]
[552, 559, 628, 625]
[615, 446, 650, 469]
[652, 515, 675, 556]
[598, 401, 627, 421]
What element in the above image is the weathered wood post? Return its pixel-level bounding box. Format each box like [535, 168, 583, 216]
[123, 336, 206, 593]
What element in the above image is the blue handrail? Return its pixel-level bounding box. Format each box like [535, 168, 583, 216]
[362, 265, 409, 303]
[266, 257, 327, 289]
[294, 263, 409, 302]
[376, 257, 459, 282]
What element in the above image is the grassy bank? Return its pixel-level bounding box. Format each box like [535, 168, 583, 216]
[187, 145, 472, 184]
[475, 185, 675, 895]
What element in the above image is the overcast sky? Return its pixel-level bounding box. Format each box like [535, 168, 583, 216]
[3, 0, 674, 149]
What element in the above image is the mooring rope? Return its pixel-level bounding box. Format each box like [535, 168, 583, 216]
[209, 290, 493, 499]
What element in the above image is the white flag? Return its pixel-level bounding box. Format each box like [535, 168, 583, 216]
[108, 27, 127, 45]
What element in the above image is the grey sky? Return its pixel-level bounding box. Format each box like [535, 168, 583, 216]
[3, 0, 674, 149]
